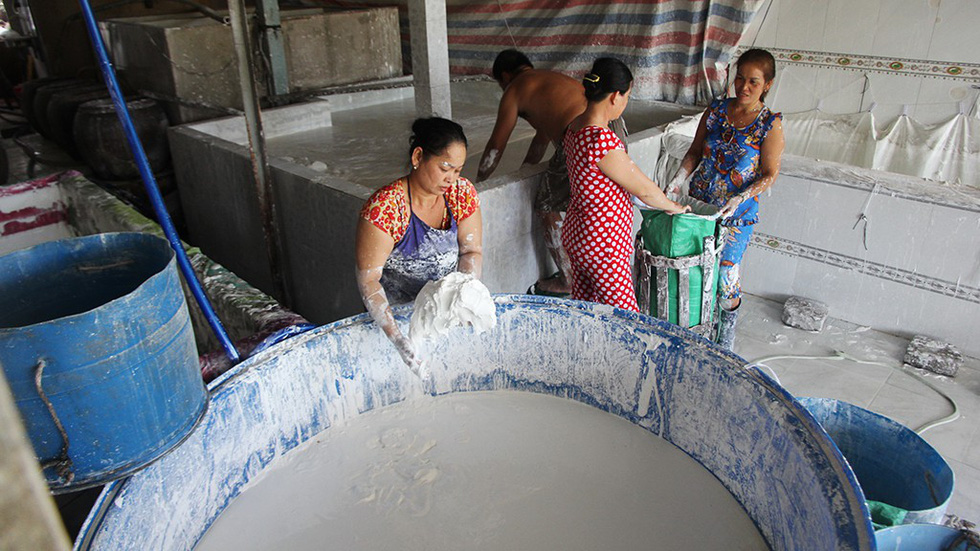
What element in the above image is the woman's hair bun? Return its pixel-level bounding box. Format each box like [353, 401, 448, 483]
[583, 58, 633, 102]
[408, 117, 468, 157]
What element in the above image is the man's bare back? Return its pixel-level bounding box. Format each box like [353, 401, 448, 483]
[477, 68, 586, 181]
[510, 69, 586, 143]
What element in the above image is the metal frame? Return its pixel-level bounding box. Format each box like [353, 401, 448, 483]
[634, 228, 727, 337]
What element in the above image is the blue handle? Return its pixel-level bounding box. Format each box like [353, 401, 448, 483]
[76, 0, 240, 363]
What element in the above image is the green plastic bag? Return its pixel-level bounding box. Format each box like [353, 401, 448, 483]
[640, 209, 719, 328]
[867, 500, 908, 530]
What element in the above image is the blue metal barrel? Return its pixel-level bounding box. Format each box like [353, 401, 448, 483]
[876, 524, 978, 550]
[0, 232, 206, 492]
[798, 397, 954, 525]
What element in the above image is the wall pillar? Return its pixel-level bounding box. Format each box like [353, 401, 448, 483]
[408, 0, 451, 118]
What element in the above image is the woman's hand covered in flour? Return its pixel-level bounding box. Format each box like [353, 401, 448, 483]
[393, 334, 424, 375]
[719, 194, 746, 219]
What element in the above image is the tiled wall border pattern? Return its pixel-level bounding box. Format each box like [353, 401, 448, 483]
[751, 232, 980, 305]
[736, 47, 980, 82]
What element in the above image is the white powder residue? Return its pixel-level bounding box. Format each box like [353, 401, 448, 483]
[409, 272, 496, 345]
[479, 149, 499, 174]
[194, 391, 768, 550]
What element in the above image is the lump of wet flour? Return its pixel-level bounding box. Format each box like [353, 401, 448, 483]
[409, 272, 496, 345]
[781, 296, 829, 332]
[904, 335, 962, 377]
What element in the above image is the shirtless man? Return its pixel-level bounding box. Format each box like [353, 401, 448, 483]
[476, 49, 587, 296]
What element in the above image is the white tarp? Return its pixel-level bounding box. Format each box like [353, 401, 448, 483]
[872, 113, 979, 186]
[782, 111, 876, 169]
[660, 107, 980, 188]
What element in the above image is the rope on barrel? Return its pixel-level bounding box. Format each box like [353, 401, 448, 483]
[944, 515, 980, 550]
[34, 359, 74, 485]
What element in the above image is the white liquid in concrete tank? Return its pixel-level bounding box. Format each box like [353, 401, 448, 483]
[195, 391, 768, 550]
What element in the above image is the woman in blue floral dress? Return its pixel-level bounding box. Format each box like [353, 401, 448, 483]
[669, 49, 785, 350]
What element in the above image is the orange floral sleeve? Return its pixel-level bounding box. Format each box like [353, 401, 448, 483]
[360, 177, 478, 241]
[359, 179, 409, 242]
[447, 177, 480, 222]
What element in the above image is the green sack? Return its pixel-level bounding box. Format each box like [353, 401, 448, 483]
[867, 500, 908, 530]
[640, 210, 719, 327]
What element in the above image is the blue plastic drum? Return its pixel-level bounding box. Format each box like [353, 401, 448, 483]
[0, 232, 206, 492]
[798, 397, 954, 525]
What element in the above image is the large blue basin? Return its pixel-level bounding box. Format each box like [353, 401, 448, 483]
[76, 296, 874, 550]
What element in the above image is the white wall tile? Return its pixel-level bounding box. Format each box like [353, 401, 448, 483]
[865, 72, 922, 109]
[753, 0, 977, 128]
[907, 292, 980, 357]
[928, 0, 980, 64]
[820, 0, 880, 55]
[818, 273, 980, 358]
[772, 0, 830, 52]
[918, 204, 980, 285]
[771, 67, 867, 115]
[809, 70, 869, 114]
[861, 194, 931, 274]
[769, 65, 821, 114]
[912, 79, 968, 125]
[741, 247, 798, 301]
[836, 276, 925, 335]
[869, 1, 937, 59]
[794, 182, 874, 258]
[759, 174, 812, 243]
[790, 257, 869, 312]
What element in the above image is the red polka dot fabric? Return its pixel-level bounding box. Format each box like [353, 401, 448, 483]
[561, 125, 638, 312]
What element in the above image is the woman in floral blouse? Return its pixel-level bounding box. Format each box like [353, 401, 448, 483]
[355, 117, 483, 370]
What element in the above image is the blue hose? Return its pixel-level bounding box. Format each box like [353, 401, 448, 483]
[77, 0, 240, 363]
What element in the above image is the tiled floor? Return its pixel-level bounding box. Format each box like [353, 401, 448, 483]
[736, 294, 980, 523]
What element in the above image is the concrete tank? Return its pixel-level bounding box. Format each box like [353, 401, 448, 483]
[75, 296, 874, 550]
[101, 8, 402, 123]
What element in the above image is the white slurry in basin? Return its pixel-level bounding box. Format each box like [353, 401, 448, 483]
[195, 391, 768, 550]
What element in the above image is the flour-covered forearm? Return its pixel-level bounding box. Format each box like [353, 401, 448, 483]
[356, 267, 418, 368]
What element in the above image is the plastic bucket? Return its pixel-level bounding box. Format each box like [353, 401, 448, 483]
[798, 397, 954, 525]
[0, 232, 206, 492]
[875, 524, 978, 551]
[77, 297, 874, 550]
[639, 197, 720, 327]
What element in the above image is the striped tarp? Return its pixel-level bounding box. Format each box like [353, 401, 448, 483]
[315, 0, 764, 104]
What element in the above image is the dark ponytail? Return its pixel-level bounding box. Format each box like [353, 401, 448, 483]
[408, 117, 468, 158]
[582, 57, 633, 102]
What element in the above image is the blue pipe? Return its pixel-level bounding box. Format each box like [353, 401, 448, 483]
[76, 0, 240, 363]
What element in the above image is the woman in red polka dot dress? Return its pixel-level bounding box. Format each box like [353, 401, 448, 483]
[563, 58, 689, 311]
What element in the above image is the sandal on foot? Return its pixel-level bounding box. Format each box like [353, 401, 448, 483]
[527, 282, 570, 298]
